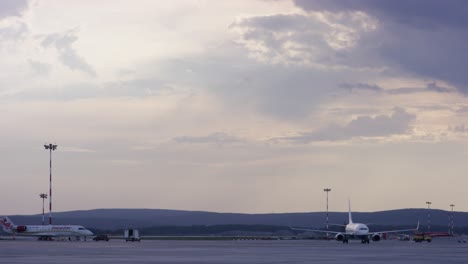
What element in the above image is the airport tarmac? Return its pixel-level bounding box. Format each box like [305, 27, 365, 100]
[0, 238, 468, 263]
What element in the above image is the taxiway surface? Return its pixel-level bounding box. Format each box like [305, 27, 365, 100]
[0, 238, 467, 263]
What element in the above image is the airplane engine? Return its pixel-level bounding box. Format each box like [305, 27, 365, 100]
[372, 233, 382, 242]
[16, 226, 27, 232]
[335, 233, 344, 241]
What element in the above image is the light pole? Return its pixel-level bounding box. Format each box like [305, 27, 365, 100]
[323, 188, 331, 236]
[44, 143, 57, 225]
[426, 201, 432, 232]
[39, 193, 48, 225]
[450, 204, 455, 236]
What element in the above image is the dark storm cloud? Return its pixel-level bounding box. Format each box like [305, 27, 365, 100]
[339, 83, 383, 92]
[278, 107, 416, 143]
[233, 13, 312, 32]
[230, 11, 380, 68]
[341, 82, 453, 95]
[41, 29, 97, 77]
[293, 0, 468, 93]
[0, 0, 29, 19]
[294, 0, 468, 30]
[230, 13, 330, 65]
[426, 82, 451, 93]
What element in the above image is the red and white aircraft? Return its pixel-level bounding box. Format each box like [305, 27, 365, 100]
[1, 216, 93, 240]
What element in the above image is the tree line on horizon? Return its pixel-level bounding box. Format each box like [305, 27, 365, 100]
[89, 224, 468, 236]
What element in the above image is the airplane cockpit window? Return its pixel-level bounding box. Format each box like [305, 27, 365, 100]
[78, 228, 85, 230]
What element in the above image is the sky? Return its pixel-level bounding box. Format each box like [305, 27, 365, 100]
[1, 0, 468, 215]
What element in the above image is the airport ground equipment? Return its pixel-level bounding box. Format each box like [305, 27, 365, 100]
[93, 234, 110, 241]
[125, 229, 140, 242]
[413, 233, 432, 242]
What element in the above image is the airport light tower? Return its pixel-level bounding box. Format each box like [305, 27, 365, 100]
[426, 201, 432, 232]
[39, 193, 48, 225]
[323, 188, 331, 236]
[450, 204, 455, 235]
[44, 143, 57, 225]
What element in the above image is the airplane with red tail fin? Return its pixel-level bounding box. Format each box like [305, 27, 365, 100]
[0, 216, 93, 240]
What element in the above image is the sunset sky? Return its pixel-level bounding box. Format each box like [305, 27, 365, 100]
[1, 0, 468, 215]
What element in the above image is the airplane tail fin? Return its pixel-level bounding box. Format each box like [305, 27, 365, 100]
[348, 200, 353, 224]
[0, 216, 16, 233]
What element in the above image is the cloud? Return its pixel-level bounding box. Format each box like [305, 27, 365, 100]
[60, 147, 96, 153]
[41, 29, 97, 77]
[340, 82, 453, 95]
[107, 159, 143, 165]
[230, 11, 378, 67]
[426, 82, 451, 93]
[139, 56, 339, 120]
[449, 125, 468, 133]
[0, 20, 27, 40]
[293, 0, 468, 94]
[173, 132, 243, 145]
[294, 0, 468, 30]
[28, 59, 51, 75]
[456, 106, 468, 113]
[1, 0, 468, 215]
[278, 107, 416, 143]
[106, 78, 175, 97]
[0, 1, 29, 48]
[6, 76, 179, 101]
[0, 0, 29, 20]
[339, 82, 382, 92]
[223, 0, 468, 125]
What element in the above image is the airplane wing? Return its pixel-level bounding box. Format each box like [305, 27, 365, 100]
[328, 223, 346, 227]
[368, 221, 419, 235]
[290, 227, 343, 235]
[35, 233, 56, 237]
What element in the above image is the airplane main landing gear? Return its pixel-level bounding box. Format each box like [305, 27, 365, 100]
[342, 238, 349, 244]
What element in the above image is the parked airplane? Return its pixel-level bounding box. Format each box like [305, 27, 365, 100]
[0, 216, 94, 240]
[291, 202, 419, 244]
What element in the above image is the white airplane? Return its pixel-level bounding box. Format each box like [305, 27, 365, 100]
[0, 216, 94, 240]
[292, 202, 419, 244]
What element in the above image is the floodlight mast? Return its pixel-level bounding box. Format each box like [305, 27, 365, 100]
[323, 188, 331, 236]
[450, 204, 455, 235]
[426, 201, 432, 232]
[39, 193, 48, 225]
[44, 144, 57, 225]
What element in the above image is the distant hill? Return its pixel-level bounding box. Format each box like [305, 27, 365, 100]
[3, 208, 466, 230]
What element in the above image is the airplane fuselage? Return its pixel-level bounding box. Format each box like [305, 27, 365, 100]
[1, 216, 93, 239]
[9, 224, 93, 237]
[345, 223, 369, 237]
[291, 200, 418, 244]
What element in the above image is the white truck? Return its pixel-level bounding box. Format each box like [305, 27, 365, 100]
[124, 229, 141, 242]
